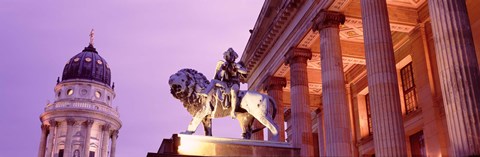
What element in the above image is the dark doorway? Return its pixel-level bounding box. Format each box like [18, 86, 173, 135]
[410, 131, 426, 157]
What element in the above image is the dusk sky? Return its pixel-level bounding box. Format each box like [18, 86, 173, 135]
[0, 1, 264, 156]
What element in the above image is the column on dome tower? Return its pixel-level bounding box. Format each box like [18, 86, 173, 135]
[45, 119, 58, 157]
[64, 118, 76, 157]
[101, 124, 111, 157]
[38, 124, 49, 157]
[83, 119, 94, 157]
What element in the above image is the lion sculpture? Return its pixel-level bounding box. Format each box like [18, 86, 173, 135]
[168, 69, 279, 139]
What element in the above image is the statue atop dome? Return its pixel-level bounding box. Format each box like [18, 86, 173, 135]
[89, 29, 95, 46]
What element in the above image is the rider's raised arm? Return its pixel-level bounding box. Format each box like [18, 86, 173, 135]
[236, 62, 248, 74]
[214, 60, 226, 80]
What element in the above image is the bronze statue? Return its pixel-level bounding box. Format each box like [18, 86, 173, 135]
[168, 68, 279, 139]
[201, 48, 247, 119]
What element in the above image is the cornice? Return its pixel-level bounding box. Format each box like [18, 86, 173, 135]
[242, 0, 306, 79]
[40, 107, 122, 129]
[246, 0, 324, 91]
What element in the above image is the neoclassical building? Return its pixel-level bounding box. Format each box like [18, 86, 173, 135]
[38, 35, 121, 157]
[242, 0, 480, 156]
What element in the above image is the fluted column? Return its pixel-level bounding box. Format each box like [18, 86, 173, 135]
[263, 76, 287, 141]
[64, 118, 75, 157]
[101, 124, 111, 157]
[360, 0, 407, 156]
[110, 130, 119, 157]
[83, 119, 94, 157]
[284, 48, 314, 157]
[38, 124, 49, 157]
[313, 10, 352, 156]
[428, 0, 480, 156]
[346, 84, 359, 157]
[45, 120, 57, 157]
[316, 109, 326, 157]
[418, 22, 449, 156]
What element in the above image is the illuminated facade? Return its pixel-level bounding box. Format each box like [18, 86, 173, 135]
[38, 37, 121, 157]
[241, 0, 480, 156]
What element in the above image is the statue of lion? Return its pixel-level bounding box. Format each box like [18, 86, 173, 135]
[168, 69, 279, 139]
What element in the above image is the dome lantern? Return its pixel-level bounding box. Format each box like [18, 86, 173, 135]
[61, 30, 111, 86]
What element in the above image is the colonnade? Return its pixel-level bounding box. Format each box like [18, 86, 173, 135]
[262, 0, 480, 156]
[38, 119, 119, 157]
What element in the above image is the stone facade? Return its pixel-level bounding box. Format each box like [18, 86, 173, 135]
[241, 0, 480, 156]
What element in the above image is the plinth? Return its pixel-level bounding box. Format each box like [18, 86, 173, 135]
[147, 134, 300, 157]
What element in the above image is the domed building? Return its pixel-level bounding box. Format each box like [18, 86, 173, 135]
[38, 31, 121, 157]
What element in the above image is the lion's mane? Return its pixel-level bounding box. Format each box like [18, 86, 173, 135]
[172, 69, 210, 114]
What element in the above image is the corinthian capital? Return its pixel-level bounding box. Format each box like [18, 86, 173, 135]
[41, 124, 49, 131]
[66, 118, 76, 126]
[49, 119, 58, 127]
[84, 119, 94, 127]
[262, 76, 287, 91]
[284, 47, 312, 65]
[312, 10, 345, 31]
[102, 124, 111, 131]
[111, 130, 119, 138]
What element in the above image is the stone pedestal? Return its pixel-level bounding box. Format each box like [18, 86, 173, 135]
[284, 48, 314, 157]
[263, 76, 287, 142]
[147, 134, 300, 157]
[313, 10, 352, 157]
[360, 0, 407, 156]
[428, 0, 480, 155]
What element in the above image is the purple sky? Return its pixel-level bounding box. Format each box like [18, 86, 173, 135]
[0, 1, 263, 156]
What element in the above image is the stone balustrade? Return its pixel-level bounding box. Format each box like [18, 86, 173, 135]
[44, 101, 119, 118]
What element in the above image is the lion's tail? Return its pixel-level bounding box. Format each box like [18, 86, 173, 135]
[251, 125, 264, 133]
[251, 96, 277, 134]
